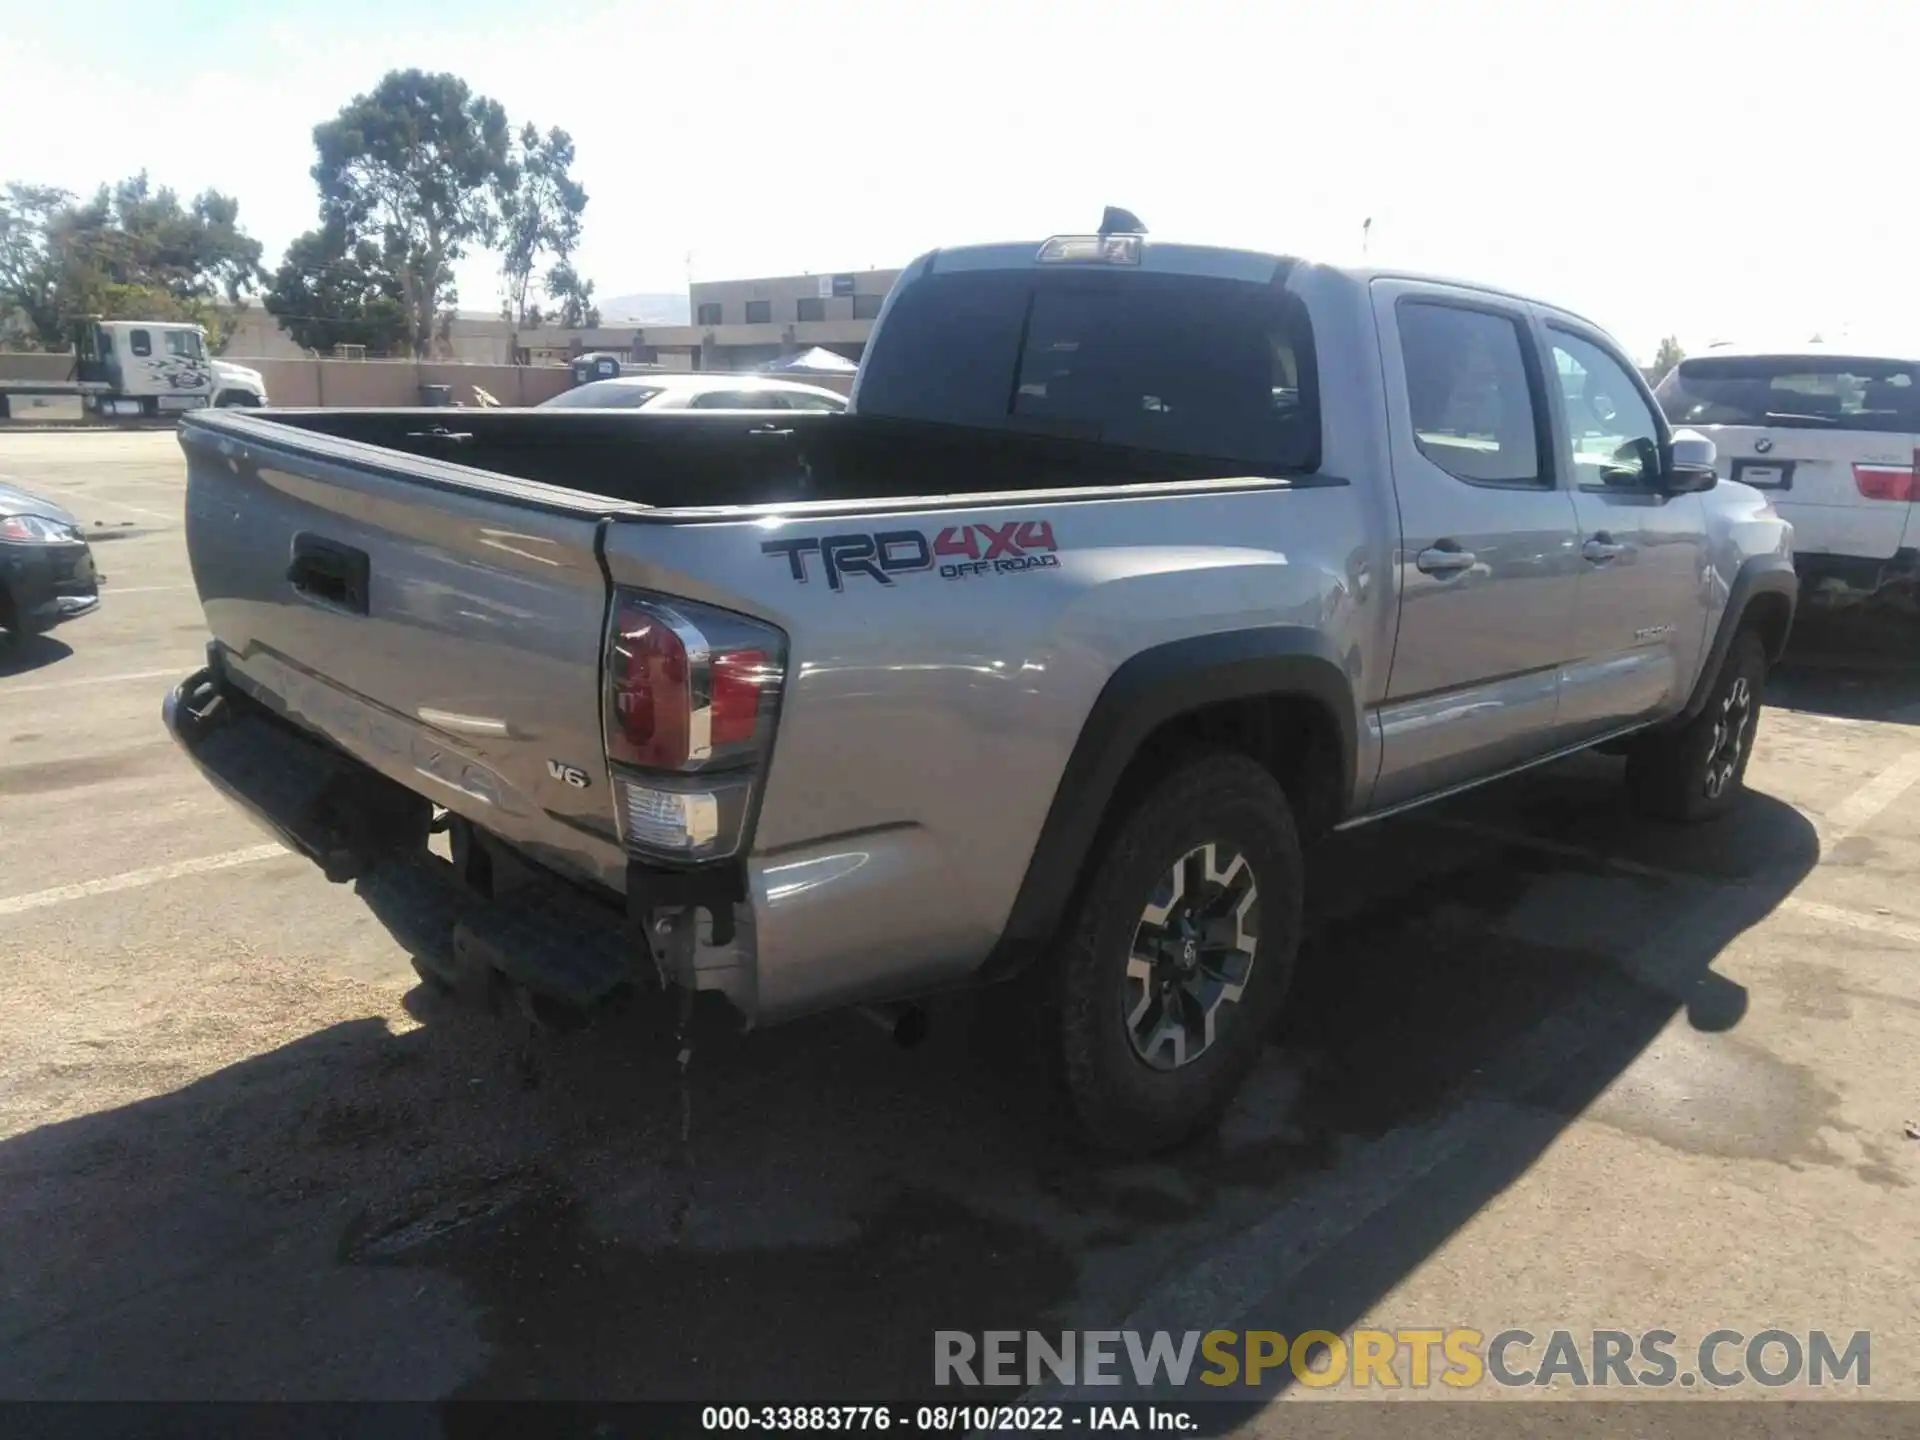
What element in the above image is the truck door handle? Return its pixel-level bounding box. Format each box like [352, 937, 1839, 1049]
[1415, 544, 1477, 575]
[288, 534, 370, 615]
[744, 426, 795, 438]
[1582, 535, 1628, 563]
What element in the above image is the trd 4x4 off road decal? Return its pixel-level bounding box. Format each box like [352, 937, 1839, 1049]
[762, 520, 1060, 592]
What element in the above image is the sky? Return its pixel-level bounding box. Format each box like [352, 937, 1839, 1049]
[2, 0, 1913, 362]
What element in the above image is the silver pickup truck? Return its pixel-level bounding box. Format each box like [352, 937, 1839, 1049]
[164, 218, 1796, 1152]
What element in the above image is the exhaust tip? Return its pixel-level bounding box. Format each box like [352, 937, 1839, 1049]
[858, 1002, 930, 1049]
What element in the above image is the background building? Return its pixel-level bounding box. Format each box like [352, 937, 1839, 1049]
[516, 267, 903, 373]
[224, 267, 904, 375]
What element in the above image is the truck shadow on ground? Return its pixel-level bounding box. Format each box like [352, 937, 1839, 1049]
[0, 634, 73, 678]
[0, 753, 1822, 1405]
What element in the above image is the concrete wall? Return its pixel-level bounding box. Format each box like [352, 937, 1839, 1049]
[222, 304, 520, 363]
[0, 353, 79, 383]
[223, 358, 578, 408]
[0, 352, 851, 407]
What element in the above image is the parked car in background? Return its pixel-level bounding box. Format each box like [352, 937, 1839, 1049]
[538, 374, 848, 412]
[1654, 344, 1917, 606]
[0, 479, 99, 652]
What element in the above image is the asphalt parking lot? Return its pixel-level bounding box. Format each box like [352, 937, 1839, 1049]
[1, 430, 1917, 1419]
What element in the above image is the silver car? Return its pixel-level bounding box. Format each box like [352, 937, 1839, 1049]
[538, 374, 848, 412]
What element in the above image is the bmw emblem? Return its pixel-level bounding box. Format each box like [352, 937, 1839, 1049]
[1754, 437, 1774, 454]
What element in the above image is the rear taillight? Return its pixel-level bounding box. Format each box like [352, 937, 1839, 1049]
[603, 590, 785, 863]
[1853, 461, 1917, 502]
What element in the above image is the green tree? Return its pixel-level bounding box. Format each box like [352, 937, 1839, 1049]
[546, 259, 598, 329]
[85, 174, 262, 303]
[499, 123, 587, 329]
[310, 69, 514, 356]
[263, 223, 410, 355]
[1650, 335, 1685, 383]
[0, 184, 72, 345]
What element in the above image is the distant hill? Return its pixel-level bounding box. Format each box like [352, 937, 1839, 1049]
[598, 292, 690, 325]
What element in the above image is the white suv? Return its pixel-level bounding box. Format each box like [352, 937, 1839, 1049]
[1654, 344, 1917, 605]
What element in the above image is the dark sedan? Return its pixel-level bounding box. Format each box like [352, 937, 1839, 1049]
[0, 479, 100, 652]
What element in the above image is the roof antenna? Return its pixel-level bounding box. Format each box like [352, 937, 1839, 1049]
[1099, 206, 1147, 235]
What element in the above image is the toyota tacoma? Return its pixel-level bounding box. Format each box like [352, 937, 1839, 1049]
[163, 215, 1796, 1152]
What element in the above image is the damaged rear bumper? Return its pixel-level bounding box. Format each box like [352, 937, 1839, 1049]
[161, 658, 956, 1027]
[160, 661, 726, 1013]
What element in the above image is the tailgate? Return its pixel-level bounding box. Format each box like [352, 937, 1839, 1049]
[178, 413, 628, 891]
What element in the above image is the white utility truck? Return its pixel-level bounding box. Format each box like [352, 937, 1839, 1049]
[0, 319, 266, 420]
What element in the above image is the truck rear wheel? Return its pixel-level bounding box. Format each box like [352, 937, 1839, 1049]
[1057, 751, 1302, 1154]
[1626, 628, 1769, 823]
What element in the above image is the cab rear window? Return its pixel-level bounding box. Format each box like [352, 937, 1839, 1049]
[1655, 356, 1920, 433]
[856, 268, 1319, 473]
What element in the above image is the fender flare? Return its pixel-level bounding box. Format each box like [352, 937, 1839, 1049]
[1676, 554, 1798, 724]
[976, 626, 1357, 981]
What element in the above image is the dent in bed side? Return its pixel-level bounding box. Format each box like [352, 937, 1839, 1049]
[974, 626, 1359, 984]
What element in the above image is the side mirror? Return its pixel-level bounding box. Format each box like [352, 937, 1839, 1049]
[1669, 429, 1717, 470]
[1663, 428, 1719, 494]
[1600, 435, 1662, 488]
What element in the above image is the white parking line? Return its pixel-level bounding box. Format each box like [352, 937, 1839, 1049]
[1779, 897, 1920, 949]
[1, 667, 184, 696]
[102, 584, 195, 595]
[1822, 749, 1920, 840]
[0, 844, 287, 917]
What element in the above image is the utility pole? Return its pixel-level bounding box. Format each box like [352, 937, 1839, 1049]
[1362, 216, 1373, 258]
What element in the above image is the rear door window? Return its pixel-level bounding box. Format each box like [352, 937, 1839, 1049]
[855, 268, 1318, 472]
[1396, 301, 1546, 486]
[1656, 356, 1920, 433]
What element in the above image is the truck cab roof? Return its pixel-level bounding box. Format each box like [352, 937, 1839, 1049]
[899, 238, 1602, 334]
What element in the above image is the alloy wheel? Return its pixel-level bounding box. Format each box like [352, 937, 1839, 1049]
[1704, 675, 1755, 800]
[1123, 842, 1260, 1071]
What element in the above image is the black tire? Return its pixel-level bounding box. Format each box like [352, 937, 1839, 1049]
[1626, 629, 1769, 823]
[1058, 750, 1303, 1155]
[215, 390, 260, 408]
